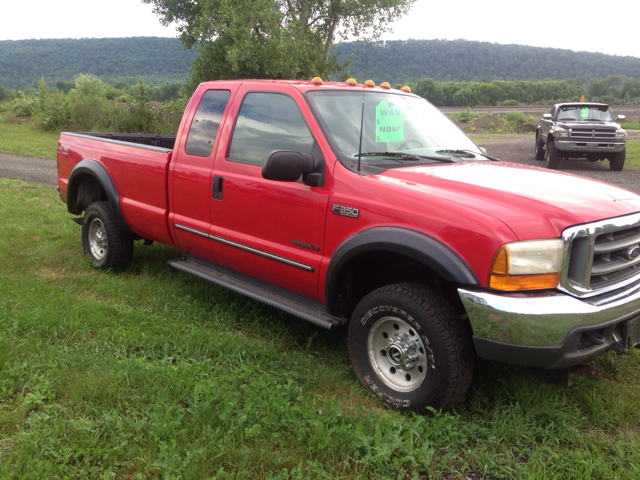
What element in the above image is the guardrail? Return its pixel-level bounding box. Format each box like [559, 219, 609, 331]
[438, 105, 640, 117]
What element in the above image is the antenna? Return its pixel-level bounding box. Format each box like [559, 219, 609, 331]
[357, 43, 368, 172]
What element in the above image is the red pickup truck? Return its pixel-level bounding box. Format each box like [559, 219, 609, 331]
[57, 79, 640, 411]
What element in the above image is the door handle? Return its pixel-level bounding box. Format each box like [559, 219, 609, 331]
[212, 176, 223, 200]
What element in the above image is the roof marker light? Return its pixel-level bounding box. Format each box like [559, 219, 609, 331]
[346, 78, 357, 86]
[311, 77, 323, 85]
[401, 86, 412, 93]
[364, 79, 375, 87]
[380, 82, 391, 89]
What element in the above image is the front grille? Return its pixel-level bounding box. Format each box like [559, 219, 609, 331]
[570, 128, 616, 140]
[562, 214, 640, 297]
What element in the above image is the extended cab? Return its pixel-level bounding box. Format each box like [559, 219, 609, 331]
[57, 80, 640, 411]
[535, 102, 627, 170]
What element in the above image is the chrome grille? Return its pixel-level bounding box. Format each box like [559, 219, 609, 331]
[561, 213, 640, 297]
[570, 127, 616, 140]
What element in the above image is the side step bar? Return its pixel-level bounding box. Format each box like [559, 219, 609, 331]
[168, 254, 346, 330]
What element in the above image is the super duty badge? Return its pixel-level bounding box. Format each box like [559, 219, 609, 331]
[332, 204, 359, 219]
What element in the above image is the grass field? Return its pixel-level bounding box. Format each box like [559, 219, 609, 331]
[1, 179, 640, 478]
[0, 122, 60, 158]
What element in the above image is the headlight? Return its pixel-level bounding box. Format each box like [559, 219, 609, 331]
[554, 131, 569, 138]
[488, 239, 564, 291]
[616, 129, 627, 140]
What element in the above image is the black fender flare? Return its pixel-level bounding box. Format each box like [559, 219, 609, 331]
[324, 227, 480, 315]
[67, 159, 133, 234]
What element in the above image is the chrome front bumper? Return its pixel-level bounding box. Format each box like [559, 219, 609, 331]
[555, 139, 625, 154]
[459, 284, 640, 368]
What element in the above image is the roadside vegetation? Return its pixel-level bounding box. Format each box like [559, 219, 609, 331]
[1, 178, 640, 478]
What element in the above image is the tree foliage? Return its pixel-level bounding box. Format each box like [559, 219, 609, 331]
[334, 39, 640, 85]
[142, 0, 415, 90]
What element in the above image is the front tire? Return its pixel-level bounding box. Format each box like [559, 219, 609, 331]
[82, 201, 133, 270]
[545, 139, 560, 169]
[348, 283, 474, 412]
[534, 133, 545, 160]
[610, 149, 626, 171]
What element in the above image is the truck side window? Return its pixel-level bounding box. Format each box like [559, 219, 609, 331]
[228, 92, 314, 166]
[185, 90, 231, 157]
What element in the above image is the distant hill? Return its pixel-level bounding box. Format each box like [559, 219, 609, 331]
[0, 37, 198, 88]
[2, 37, 640, 90]
[333, 39, 640, 85]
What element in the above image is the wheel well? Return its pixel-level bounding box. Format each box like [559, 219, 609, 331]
[75, 174, 107, 213]
[330, 250, 464, 320]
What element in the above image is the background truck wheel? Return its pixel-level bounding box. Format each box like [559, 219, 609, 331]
[610, 149, 626, 171]
[534, 133, 545, 160]
[348, 283, 474, 412]
[82, 201, 133, 270]
[545, 140, 560, 169]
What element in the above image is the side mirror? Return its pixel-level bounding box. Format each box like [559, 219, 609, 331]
[617, 115, 626, 121]
[262, 150, 315, 182]
[543, 114, 552, 119]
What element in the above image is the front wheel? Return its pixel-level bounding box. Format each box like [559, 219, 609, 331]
[82, 201, 133, 270]
[534, 133, 545, 160]
[348, 283, 474, 412]
[545, 140, 560, 169]
[610, 149, 626, 171]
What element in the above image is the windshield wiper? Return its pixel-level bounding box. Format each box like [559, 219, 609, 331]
[359, 151, 421, 161]
[436, 149, 500, 162]
[435, 149, 477, 158]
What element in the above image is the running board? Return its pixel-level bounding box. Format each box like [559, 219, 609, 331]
[168, 254, 346, 330]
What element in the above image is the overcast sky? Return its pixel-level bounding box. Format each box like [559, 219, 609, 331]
[2, 0, 639, 59]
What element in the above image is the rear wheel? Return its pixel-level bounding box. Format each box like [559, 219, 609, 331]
[545, 139, 560, 169]
[348, 283, 474, 412]
[534, 133, 545, 160]
[610, 149, 626, 171]
[82, 201, 133, 270]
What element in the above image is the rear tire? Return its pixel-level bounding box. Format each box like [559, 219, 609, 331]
[534, 133, 545, 160]
[610, 149, 626, 171]
[348, 283, 474, 412]
[545, 140, 560, 169]
[82, 201, 133, 270]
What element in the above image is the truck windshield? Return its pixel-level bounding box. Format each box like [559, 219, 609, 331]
[306, 90, 482, 172]
[557, 105, 615, 122]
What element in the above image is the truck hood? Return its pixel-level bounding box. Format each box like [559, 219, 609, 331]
[371, 161, 640, 240]
[556, 121, 621, 129]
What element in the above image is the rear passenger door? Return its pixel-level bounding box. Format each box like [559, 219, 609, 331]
[208, 84, 331, 299]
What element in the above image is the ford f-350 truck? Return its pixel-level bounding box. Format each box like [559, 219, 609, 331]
[57, 79, 640, 411]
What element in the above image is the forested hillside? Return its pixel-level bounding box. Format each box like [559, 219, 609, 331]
[334, 39, 640, 84]
[2, 37, 640, 90]
[0, 37, 198, 88]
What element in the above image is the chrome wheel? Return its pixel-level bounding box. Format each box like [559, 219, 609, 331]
[368, 316, 430, 392]
[88, 217, 108, 261]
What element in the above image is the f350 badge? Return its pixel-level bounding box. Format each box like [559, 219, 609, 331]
[332, 204, 359, 219]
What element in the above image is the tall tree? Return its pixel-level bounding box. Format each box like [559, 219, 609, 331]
[141, 0, 416, 89]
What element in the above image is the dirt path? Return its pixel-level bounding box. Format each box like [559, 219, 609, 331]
[0, 152, 57, 186]
[477, 134, 640, 194]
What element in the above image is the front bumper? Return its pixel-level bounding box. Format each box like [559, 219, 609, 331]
[459, 284, 640, 369]
[555, 139, 625, 154]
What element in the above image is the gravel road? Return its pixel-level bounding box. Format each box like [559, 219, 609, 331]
[477, 134, 640, 194]
[1, 135, 639, 194]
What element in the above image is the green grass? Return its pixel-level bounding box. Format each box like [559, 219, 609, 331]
[0, 122, 60, 158]
[621, 119, 640, 130]
[2, 178, 640, 479]
[626, 139, 640, 169]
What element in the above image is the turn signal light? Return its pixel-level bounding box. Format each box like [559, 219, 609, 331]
[489, 273, 561, 291]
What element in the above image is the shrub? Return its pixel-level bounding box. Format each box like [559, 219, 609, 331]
[504, 110, 527, 125]
[501, 99, 519, 107]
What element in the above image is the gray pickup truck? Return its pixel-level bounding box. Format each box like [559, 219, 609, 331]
[535, 102, 627, 171]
